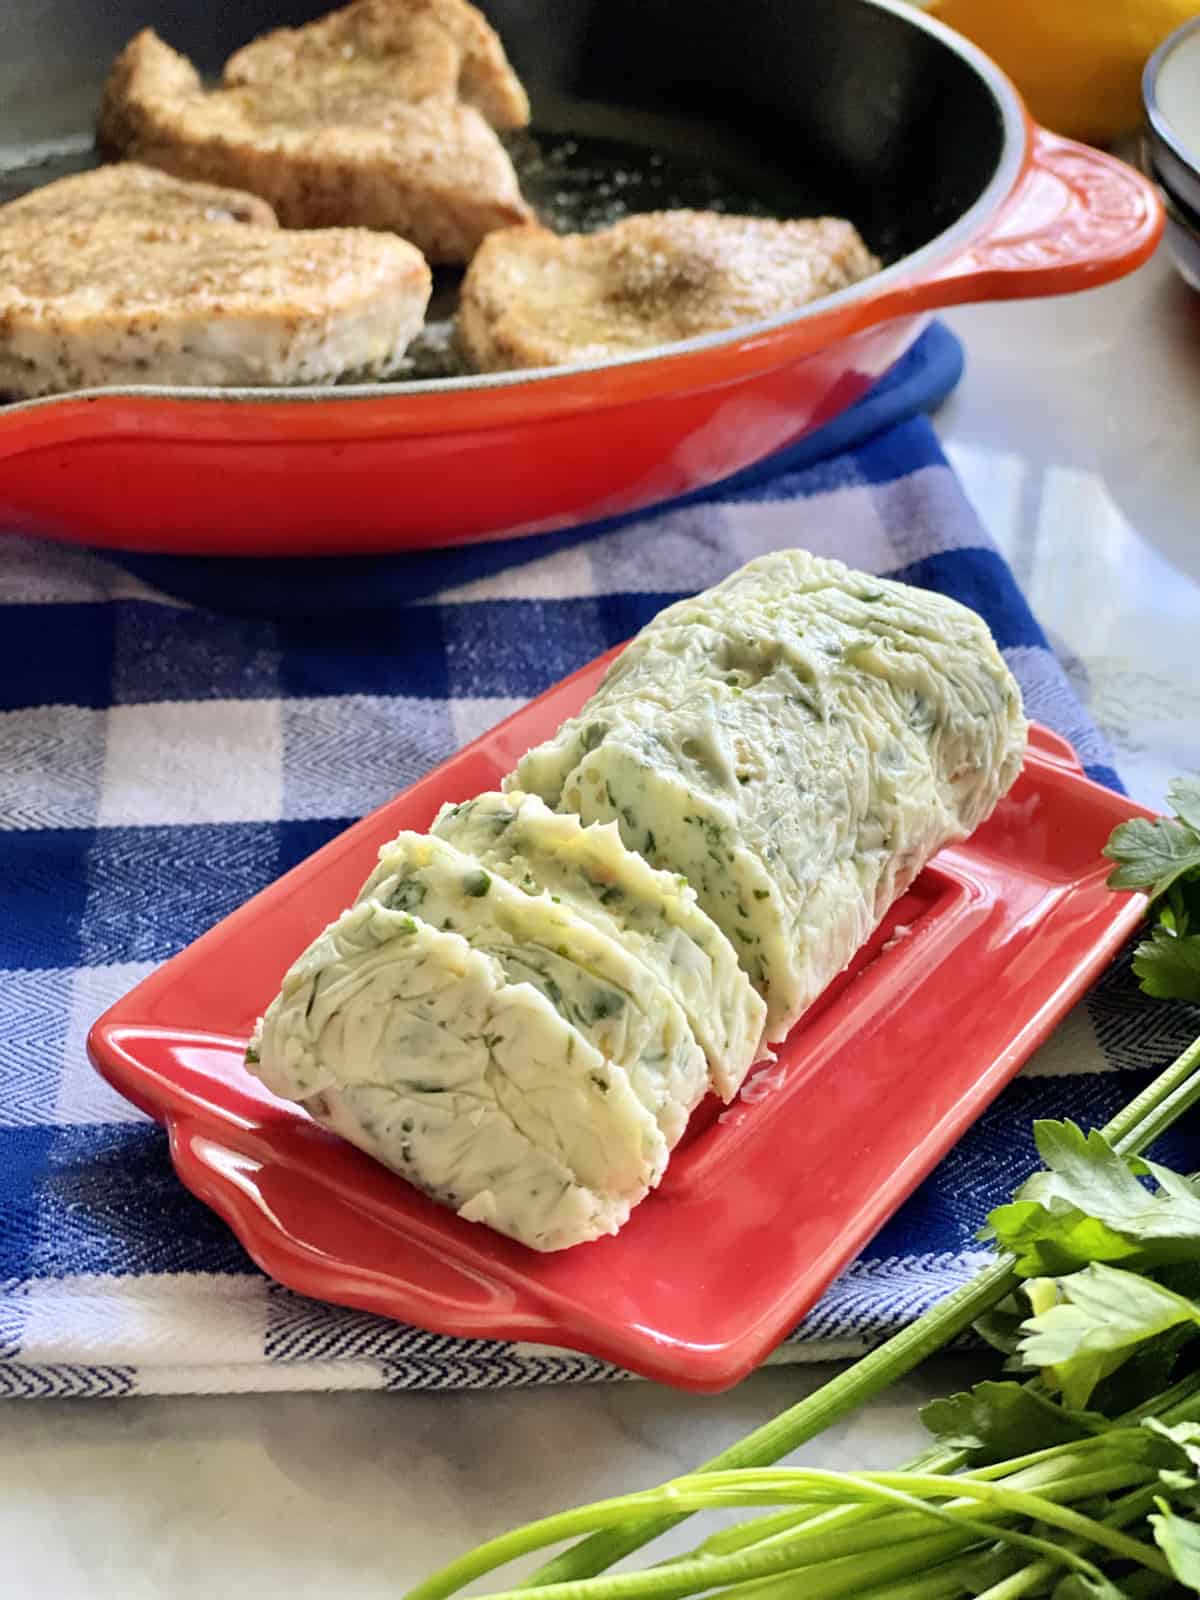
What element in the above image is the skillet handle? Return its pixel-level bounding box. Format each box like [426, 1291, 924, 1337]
[892, 127, 1163, 310]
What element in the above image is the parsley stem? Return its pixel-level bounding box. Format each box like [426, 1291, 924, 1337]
[736, 1545, 1021, 1600]
[852, 1552, 1031, 1600]
[954, 1480, 1163, 1600]
[1108, 1031, 1200, 1154]
[692, 1436, 1147, 1564]
[970, 1571, 1064, 1600]
[412, 1464, 1163, 1600]
[522, 1030, 1200, 1588]
[527, 1265, 1019, 1587]
[708, 1381, 1200, 1577]
[1130, 1365, 1200, 1423]
[707, 1544, 1016, 1600]
[746, 1457, 1146, 1566]
[861, 1471, 1169, 1576]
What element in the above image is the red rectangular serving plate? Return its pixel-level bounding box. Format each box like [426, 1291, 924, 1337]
[89, 650, 1151, 1391]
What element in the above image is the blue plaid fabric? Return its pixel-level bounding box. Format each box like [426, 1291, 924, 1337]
[3, 325, 1197, 1398]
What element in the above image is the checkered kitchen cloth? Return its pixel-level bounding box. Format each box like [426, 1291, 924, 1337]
[3, 325, 1198, 1398]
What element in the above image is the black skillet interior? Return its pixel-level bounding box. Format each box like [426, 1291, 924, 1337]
[1, 0, 1006, 374]
[1, 0, 1004, 247]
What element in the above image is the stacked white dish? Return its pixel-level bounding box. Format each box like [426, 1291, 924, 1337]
[1144, 16, 1200, 291]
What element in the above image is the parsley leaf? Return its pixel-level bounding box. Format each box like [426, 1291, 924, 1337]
[1150, 1497, 1200, 1591]
[1168, 776, 1200, 834]
[387, 878, 427, 913]
[920, 1380, 1104, 1464]
[1143, 1416, 1200, 1477]
[1103, 814, 1200, 897]
[1132, 927, 1200, 1001]
[983, 1120, 1200, 1276]
[1085, 1263, 1200, 1413]
[1016, 1262, 1200, 1408]
[1104, 779, 1200, 1002]
[971, 1293, 1029, 1358]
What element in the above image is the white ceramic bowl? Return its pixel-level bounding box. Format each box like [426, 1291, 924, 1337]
[1144, 16, 1200, 217]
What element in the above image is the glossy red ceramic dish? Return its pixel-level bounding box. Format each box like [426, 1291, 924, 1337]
[89, 649, 1151, 1391]
[0, 0, 1163, 556]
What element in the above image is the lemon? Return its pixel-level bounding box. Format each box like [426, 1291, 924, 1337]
[927, 0, 1200, 144]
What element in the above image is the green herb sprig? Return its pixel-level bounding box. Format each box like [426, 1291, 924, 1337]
[1105, 777, 1200, 1001]
[408, 1032, 1200, 1600]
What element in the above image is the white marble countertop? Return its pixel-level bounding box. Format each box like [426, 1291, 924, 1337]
[941, 246, 1200, 812]
[3, 243, 1198, 1600]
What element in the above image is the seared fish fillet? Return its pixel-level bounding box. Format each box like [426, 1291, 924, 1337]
[0, 163, 431, 398]
[224, 0, 529, 130]
[458, 211, 881, 371]
[97, 2, 532, 265]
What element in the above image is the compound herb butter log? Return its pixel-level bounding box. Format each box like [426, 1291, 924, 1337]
[249, 550, 1026, 1250]
[511, 551, 1027, 1042]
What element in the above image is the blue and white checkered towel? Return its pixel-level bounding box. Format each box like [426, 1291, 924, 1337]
[3, 326, 1197, 1399]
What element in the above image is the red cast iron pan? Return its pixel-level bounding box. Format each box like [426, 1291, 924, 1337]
[0, 0, 1162, 555]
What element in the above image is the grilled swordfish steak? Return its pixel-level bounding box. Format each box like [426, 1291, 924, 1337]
[0, 163, 431, 399]
[458, 210, 881, 371]
[97, 0, 533, 265]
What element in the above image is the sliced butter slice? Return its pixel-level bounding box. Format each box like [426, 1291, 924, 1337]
[431, 788, 766, 1098]
[360, 833, 708, 1146]
[249, 901, 664, 1251]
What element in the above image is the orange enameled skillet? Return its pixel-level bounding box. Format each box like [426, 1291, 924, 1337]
[0, 0, 1162, 554]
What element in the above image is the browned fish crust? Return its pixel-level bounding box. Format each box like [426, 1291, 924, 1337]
[98, 2, 532, 265]
[458, 211, 881, 371]
[0, 163, 432, 397]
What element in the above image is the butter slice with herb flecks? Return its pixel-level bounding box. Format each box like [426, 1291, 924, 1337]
[431, 789, 767, 1099]
[359, 831, 709, 1147]
[510, 549, 1027, 1042]
[248, 902, 665, 1251]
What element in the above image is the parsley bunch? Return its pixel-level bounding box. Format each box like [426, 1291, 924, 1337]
[409, 1039, 1200, 1600]
[1106, 779, 1200, 1001]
